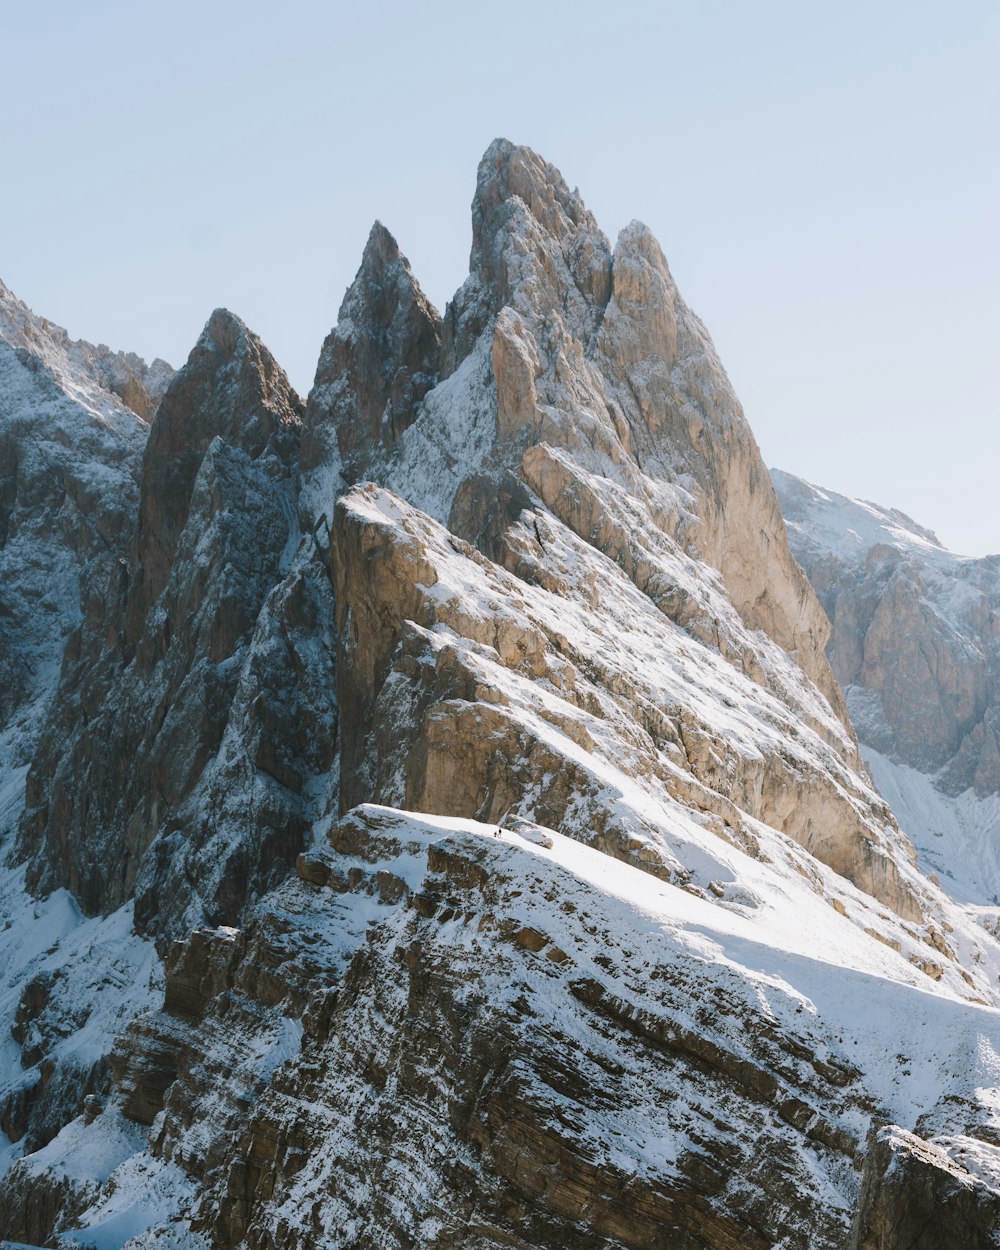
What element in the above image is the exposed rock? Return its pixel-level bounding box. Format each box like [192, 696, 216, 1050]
[0, 275, 173, 424]
[775, 471, 1000, 789]
[774, 470, 1000, 903]
[40, 808, 1000, 1250]
[301, 221, 441, 489]
[6, 143, 1000, 1250]
[333, 483, 929, 924]
[366, 140, 854, 758]
[849, 1125, 1000, 1249]
[18, 308, 336, 943]
[127, 307, 302, 640]
[0, 330, 149, 773]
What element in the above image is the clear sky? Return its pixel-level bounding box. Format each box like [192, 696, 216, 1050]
[4, 0, 997, 554]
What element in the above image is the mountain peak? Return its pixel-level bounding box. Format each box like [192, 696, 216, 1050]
[202, 306, 251, 357]
[363, 218, 403, 265]
[302, 221, 441, 487]
[0, 275, 174, 422]
[441, 139, 612, 372]
[127, 311, 302, 639]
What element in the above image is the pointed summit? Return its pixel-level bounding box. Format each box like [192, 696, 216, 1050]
[363, 218, 404, 268]
[302, 222, 442, 487]
[442, 139, 613, 373]
[472, 138, 604, 257]
[128, 309, 302, 638]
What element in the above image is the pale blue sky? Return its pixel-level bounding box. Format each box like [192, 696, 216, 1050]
[4, 0, 997, 553]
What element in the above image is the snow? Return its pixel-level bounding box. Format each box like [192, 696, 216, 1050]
[772, 468, 953, 565]
[1, 251, 999, 1244]
[383, 332, 497, 523]
[0, 276, 172, 432]
[773, 468, 1000, 923]
[864, 746, 1000, 906]
[372, 807, 1000, 1140]
[0, 861, 162, 1179]
[55, 1153, 197, 1250]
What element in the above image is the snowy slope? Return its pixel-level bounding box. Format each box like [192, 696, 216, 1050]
[4, 143, 1000, 1250]
[0, 278, 172, 425]
[18, 805, 1000, 1250]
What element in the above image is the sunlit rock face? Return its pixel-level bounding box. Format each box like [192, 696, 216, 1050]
[3, 145, 1000, 1250]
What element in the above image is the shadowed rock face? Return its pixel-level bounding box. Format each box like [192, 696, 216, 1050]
[301, 221, 441, 488]
[127, 308, 303, 645]
[849, 1126, 1000, 1250]
[18, 309, 338, 941]
[0, 302, 159, 766]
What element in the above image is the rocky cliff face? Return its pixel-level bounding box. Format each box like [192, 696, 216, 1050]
[0, 290, 170, 1183]
[3, 144, 1000, 1250]
[0, 282, 170, 773]
[301, 220, 441, 490]
[19, 308, 337, 940]
[774, 470, 1000, 904]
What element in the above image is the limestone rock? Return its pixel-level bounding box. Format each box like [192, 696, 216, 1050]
[333, 483, 928, 924]
[47, 808, 1000, 1250]
[368, 140, 854, 755]
[0, 296, 154, 772]
[126, 307, 302, 641]
[7, 143, 1000, 1250]
[0, 275, 173, 424]
[774, 470, 1000, 901]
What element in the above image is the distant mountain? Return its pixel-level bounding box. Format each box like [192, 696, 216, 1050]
[3, 145, 1000, 1249]
[774, 469, 1000, 904]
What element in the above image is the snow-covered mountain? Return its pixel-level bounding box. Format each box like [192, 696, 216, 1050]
[774, 470, 1000, 907]
[2, 143, 1000, 1249]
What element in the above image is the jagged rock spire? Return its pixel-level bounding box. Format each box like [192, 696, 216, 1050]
[441, 138, 613, 374]
[128, 308, 303, 640]
[301, 221, 441, 488]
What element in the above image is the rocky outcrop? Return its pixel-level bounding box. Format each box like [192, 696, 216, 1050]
[849, 1125, 1000, 1249]
[0, 282, 171, 1185]
[775, 471, 1000, 794]
[18, 309, 336, 942]
[301, 221, 441, 490]
[774, 471, 1000, 903]
[373, 140, 853, 751]
[332, 483, 929, 924]
[0, 276, 173, 424]
[127, 308, 302, 640]
[7, 143, 1000, 1250]
[0, 307, 156, 773]
[23, 807, 1000, 1250]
